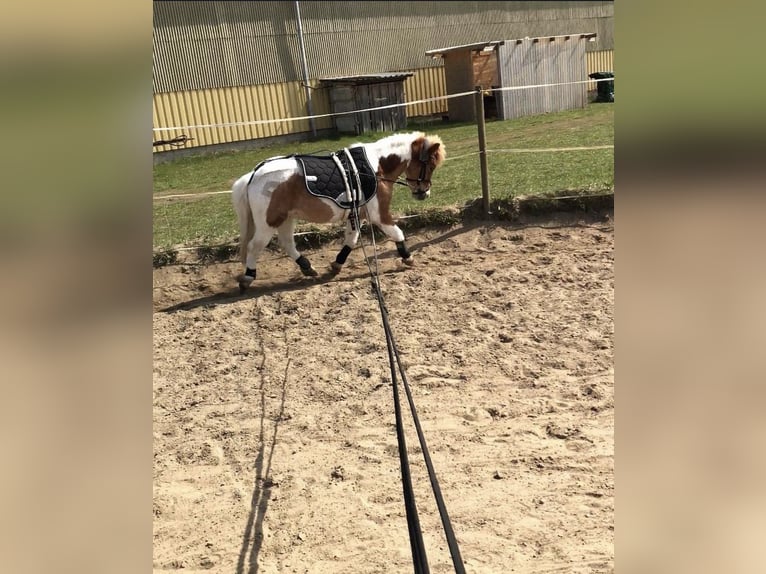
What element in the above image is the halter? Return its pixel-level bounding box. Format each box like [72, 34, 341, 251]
[370, 138, 434, 192]
[405, 138, 432, 190]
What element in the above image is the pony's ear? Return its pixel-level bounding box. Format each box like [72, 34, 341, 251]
[427, 141, 444, 164]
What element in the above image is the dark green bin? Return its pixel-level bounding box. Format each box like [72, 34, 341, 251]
[589, 72, 614, 102]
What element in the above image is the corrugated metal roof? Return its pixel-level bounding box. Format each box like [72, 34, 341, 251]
[319, 72, 415, 84]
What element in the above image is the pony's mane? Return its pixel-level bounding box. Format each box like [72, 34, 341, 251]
[425, 134, 446, 166]
[361, 131, 446, 165]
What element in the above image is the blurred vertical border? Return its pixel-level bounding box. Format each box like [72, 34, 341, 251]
[618, 1, 766, 573]
[0, 1, 152, 573]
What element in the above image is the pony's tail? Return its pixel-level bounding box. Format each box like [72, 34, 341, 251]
[232, 174, 255, 265]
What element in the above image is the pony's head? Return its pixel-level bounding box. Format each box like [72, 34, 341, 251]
[405, 134, 446, 200]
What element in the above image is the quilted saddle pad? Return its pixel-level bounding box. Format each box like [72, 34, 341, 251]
[293, 146, 378, 209]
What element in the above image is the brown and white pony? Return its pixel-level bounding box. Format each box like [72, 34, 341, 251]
[231, 131, 445, 292]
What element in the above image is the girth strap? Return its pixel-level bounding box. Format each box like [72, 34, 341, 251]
[342, 148, 364, 207]
[330, 152, 354, 206]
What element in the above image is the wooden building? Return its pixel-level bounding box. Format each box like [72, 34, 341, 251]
[426, 33, 596, 122]
[320, 73, 413, 135]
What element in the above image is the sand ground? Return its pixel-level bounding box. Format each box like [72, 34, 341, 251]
[153, 213, 614, 573]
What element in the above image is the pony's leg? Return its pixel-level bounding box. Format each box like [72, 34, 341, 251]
[329, 220, 360, 275]
[277, 218, 318, 277]
[365, 197, 414, 266]
[238, 225, 275, 292]
[375, 222, 415, 266]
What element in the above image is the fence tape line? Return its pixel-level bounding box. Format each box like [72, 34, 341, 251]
[156, 190, 233, 201]
[487, 145, 613, 154]
[444, 151, 482, 162]
[490, 77, 610, 94]
[152, 90, 476, 133]
[153, 146, 612, 202]
[152, 77, 613, 133]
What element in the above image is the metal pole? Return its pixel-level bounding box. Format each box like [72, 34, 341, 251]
[474, 87, 490, 215]
[295, 0, 316, 137]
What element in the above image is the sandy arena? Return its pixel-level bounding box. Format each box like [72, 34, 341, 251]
[153, 212, 614, 573]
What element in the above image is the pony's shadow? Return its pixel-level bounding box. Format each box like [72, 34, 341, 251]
[236, 316, 289, 574]
[226, 227, 480, 572]
[157, 227, 480, 314]
[158, 220, 602, 313]
[158, 267, 405, 313]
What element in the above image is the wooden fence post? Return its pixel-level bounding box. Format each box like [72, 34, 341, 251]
[474, 87, 490, 215]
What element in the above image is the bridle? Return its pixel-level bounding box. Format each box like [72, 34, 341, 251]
[404, 138, 433, 193]
[373, 139, 434, 193]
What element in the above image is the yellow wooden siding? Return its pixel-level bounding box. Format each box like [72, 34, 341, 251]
[153, 81, 333, 151]
[404, 67, 448, 118]
[153, 69, 448, 151]
[586, 50, 614, 90]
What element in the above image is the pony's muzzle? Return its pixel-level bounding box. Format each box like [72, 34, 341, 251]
[413, 189, 430, 200]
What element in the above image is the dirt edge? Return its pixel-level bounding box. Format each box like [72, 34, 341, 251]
[153, 191, 614, 268]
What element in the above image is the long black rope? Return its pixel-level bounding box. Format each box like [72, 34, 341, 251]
[391, 331, 466, 574]
[352, 205, 465, 574]
[380, 291, 430, 574]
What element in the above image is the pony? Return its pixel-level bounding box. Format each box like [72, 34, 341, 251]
[231, 131, 446, 292]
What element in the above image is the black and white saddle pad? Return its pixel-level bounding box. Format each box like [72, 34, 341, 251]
[293, 146, 377, 209]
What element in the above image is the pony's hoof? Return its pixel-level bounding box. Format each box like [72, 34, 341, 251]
[237, 274, 254, 293]
[402, 257, 415, 267]
[329, 261, 343, 275]
[301, 266, 319, 277]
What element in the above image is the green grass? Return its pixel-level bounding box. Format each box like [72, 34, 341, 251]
[153, 103, 613, 250]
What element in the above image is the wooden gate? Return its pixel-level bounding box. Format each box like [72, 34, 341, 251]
[321, 73, 413, 135]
